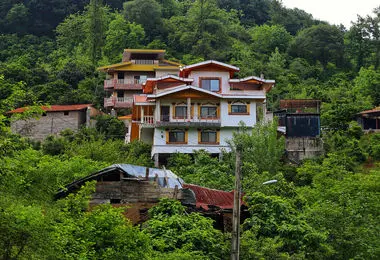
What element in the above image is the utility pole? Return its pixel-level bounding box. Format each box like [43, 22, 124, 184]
[231, 147, 242, 260]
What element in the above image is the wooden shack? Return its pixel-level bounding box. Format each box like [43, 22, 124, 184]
[56, 164, 243, 230]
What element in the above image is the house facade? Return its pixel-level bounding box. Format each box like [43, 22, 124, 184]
[274, 99, 324, 162]
[98, 49, 181, 110]
[128, 60, 275, 166]
[9, 104, 98, 140]
[358, 106, 380, 132]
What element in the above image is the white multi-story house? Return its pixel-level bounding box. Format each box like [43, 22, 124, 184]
[127, 60, 274, 166]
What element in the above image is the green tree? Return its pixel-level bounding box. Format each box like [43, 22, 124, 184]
[95, 114, 125, 140]
[289, 24, 345, 67]
[241, 192, 332, 259]
[231, 120, 285, 175]
[0, 196, 54, 259]
[269, 1, 316, 35]
[144, 198, 228, 259]
[249, 24, 292, 56]
[123, 0, 163, 42]
[86, 0, 108, 65]
[103, 13, 145, 63]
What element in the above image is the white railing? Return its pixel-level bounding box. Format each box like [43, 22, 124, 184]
[104, 79, 114, 87]
[132, 59, 156, 65]
[105, 79, 145, 86]
[143, 116, 154, 124]
[117, 97, 133, 103]
[116, 79, 146, 84]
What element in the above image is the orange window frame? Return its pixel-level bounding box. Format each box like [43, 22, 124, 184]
[199, 77, 221, 92]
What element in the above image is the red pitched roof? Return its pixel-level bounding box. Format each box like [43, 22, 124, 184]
[359, 106, 380, 115]
[179, 60, 239, 78]
[9, 104, 92, 113]
[182, 183, 244, 211]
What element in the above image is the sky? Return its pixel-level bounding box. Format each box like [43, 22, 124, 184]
[281, 0, 379, 28]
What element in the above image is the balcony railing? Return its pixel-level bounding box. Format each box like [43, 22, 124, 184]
[104, 97, 134, 108]
[139, 116, 221, 128]
[131, 59, 157, 65]
[104, 79, 145, 90]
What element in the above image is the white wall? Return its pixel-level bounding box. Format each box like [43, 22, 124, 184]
[151, 127, 240, 155]
[220, 100, 257, 127]
[189, 71, 230, 92]
[155, 69, 179, 78]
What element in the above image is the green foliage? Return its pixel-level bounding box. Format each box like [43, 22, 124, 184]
[123, 0, 163, 42]
[231, 120, 285, 175]
[249, 24, 292, 55]
[299, 164, 380, 259]
[242, 192, 332, 258]
[145, 199, 228, 259]
[289, 24, 345, 67]
[103, 13, 145, 63]
[168, 151, 234, 190]
[95, 114, 125, 140]
[0, 196, 53, 260]
[42, 135, 67, 156]
[1, 1, 380, 259]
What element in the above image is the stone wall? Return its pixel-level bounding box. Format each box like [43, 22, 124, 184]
[11, 110, 86, 140]
[286, 137, 324, 162]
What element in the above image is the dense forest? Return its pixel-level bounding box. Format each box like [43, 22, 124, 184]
[0, 0, 380, 259]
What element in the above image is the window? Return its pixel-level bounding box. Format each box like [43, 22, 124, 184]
[231, 105, 247, 113]
[201, 78, 220, 92]
[175, 106, 187, 119]
[63, 111, 69, 116]
[134, 75, 147, 84]
[199, 130, 218, 144]
[168, 130, 186, 143]
[200, 106, 217, 118]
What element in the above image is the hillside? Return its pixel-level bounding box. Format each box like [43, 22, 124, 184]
[0, 0, 379, 259]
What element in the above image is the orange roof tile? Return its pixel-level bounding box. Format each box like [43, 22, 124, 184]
[9, 104, 92, 113]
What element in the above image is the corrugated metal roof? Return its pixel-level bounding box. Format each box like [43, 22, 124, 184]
[182, 184, 243, 210]
[9, 104, 92, 113]
[115, 164, 183, 189]
[55, 164, 183, 199]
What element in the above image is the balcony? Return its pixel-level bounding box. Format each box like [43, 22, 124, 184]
[139, 116, 221, 128]
[104, 79, 144, 90]
[131, 59, 157, 65]
[104, 97, 134, 108]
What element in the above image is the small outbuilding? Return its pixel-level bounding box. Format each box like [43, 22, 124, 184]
[8, 104, 100, 140]
[56, 164, 244, 230]
[358, 106, 380, 132]
[274, 99, 323, 162]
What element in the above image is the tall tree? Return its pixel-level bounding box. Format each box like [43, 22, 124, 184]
[86, 0, 108, 65]
[288, 24, 345, 67]
[123, 0, 163, 42]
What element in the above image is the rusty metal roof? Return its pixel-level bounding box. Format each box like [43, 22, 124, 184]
[182, 183, 243, 210]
